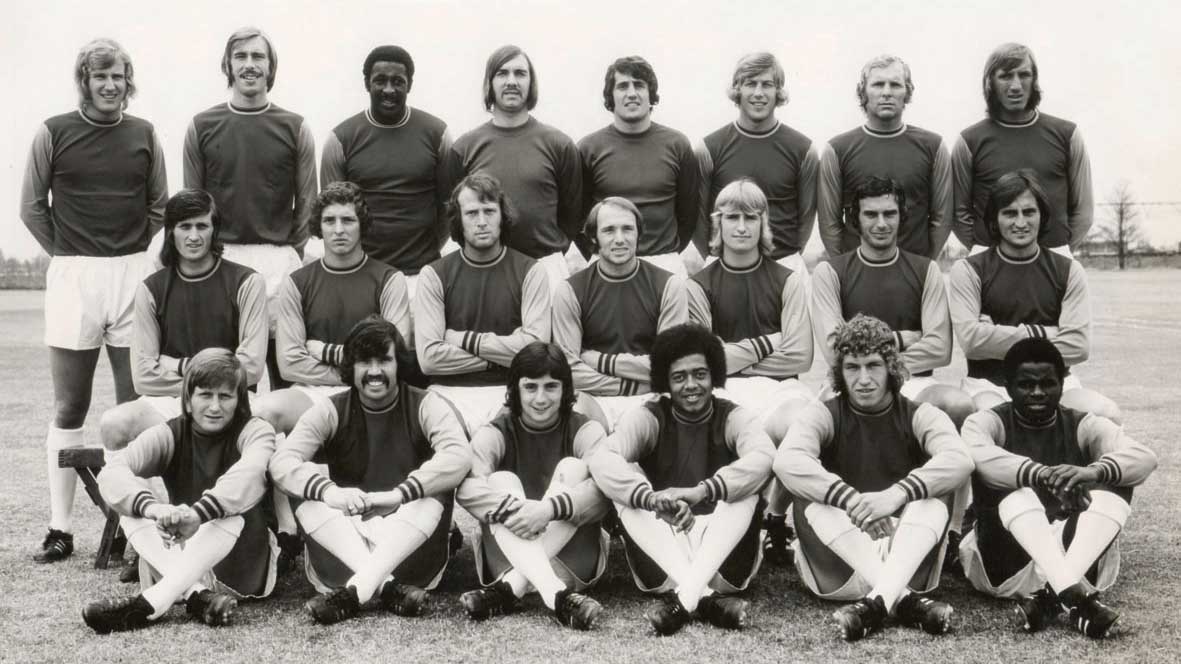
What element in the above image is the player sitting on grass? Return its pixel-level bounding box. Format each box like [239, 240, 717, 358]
[588, 323, 775, 635]
[958, 338, 1157, 638]
[83, 349, 278, 633]
[269, 316, 471, 625]
[774, 314, 972, 642]
[457, 341, 610, 630]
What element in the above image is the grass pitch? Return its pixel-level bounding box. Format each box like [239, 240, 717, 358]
[1, 271, 1179, 663]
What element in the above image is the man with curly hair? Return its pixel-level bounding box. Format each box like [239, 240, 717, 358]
[958, 339, 1156, 639]
[774, 314, 972, 642]
[589, 323, 775, 635]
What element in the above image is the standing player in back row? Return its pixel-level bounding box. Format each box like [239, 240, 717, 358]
[696, 52, 816, 276]
[321, 45, 451, 296]
[952, 43, 1092, 255]
[184, 26, 317, 388]
[579, 56, 699, 276]
[21, 38, 168, 563]
[817, 54, 952, 259]
[446, 45, 583, 287]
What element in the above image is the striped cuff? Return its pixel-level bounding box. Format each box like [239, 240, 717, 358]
[461, 331, 482, 355]
[1024, 324, 1048, 339]
[547, 492, 574, 521]
[893, 474, 930, 502]
[131, 491, 159, 518]
[619, 378, 640, 396]
[1017, 459, 1048, 488]
[192, 493, 225, 523]
[178, 357, 190, 376]
[698, 475, 727, 503]
[894, 332, 905, 352]
[597, 353, 619, 377]
[630, 483, 655, 511]
[304, 474, 336, 502]
[753, 335, 775, 359]
[395, 475, 426, 504]
[1090, 458, 1122, 485]
[824, 480, 857, 510]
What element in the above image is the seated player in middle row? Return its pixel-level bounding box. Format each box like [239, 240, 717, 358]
[589, 323, 775, 635]
[269, 316, 471, 625]
[456, 341, 610, 630]
[775, 315, 973, 642]
[414, 171, 551, 432]
[686, 178, 814, 566]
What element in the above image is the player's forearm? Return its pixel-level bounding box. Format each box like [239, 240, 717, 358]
[723, 338, 772, 374]
[397, 395, 473, 502]
[587, 448, 654, 508]
[269, 408, 335, 497]
[773, 447, 847, 506]
[904, 406, 974, 498]
[419, 336, 491, 375]
[198, 422, 275, 521]
[456, 475, 511, 524]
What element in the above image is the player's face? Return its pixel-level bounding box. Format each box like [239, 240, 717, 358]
[86, 61, 128, 119]
[718, 205, 762, 254]
[737, 71, 777, 125]
[596, 206, 639, 266]
[188, 382, 239, 435]
[320, 203, 363, 258]
[612, 71, 652, 124]
[353, 342, 399, 409]
[996, 190, 1040, 253]
[857, 194, 901, 252]
[1008, 361, 1062, 423]
[173, 213, 215, 266]
[991, 56, 1035, 116]
[229, 36, 271, 99]
[864, 62, 907, 122]
[457, 187, 503, 251]
[517, 374, 564, 429]
[491, 54, 531, 114]
[842, 352, 891, 412]
[668, 353, 713, 416]
[368, 61, 410, 124]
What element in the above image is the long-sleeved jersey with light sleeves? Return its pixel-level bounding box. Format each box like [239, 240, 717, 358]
[269, 385, 471, 504]
[949, 248, 1089, 386]
[687, 257, 812, 378]
[320, 108, 451, 274]
[588, 397, 774, 515]
[775, 396, 972, 510]
[134, 260, 267, 395]
[695, 121, 816, 259]
[184, 102, 316, 249]
[816, 124, 952, 259]
[951, 111, 1092, 250]
[964, 403, 1156, 515]
[21, 110, 167, 257]
[414, 247, 549, 386]
[811, 249, 951, 375]
[552, 261, 688, 396]
[275, 256, 411, 386]
[458, 409, 608, 526]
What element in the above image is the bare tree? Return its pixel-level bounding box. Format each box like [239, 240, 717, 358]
[1090, 181, 1143, 269]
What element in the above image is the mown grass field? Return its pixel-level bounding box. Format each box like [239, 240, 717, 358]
[1, 270, 1178, 663]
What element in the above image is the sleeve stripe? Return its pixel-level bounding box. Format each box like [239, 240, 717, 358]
[132, 491, 158, 517]
[305, 475, 335, 502]
[630, 484, 654, 510]
[548, 493, 574, 520]
[826, 481, 855, 509]
[1017, 459, 1046, 488]
[193, 494, 223, 523]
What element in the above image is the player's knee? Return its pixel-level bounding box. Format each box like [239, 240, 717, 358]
[209, 515, 245, 538]
[803, 502, 855, 545]
[553, 457, 589, 486]
[901, 498, 948, 538]
[1086, 490, 1131, 528]
[972, 391, 1006, 413]
[295, 500, 337, 533]
[918, 386, 976, 430]
[487, 471, 525, 495]
[396, 497, 444, 537]
[53, 398, 90, 429]
[1061, 389, 1122, 425]
[573, 392, 610, 432]
[99, 407, 131, 451]
[764, 397, 810, 446]
[997, 487, 1043, 528]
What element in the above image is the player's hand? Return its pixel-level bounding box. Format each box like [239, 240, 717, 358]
[324, 486, 370, 516]
[171, 506, 202, 542]
[363, 490, 404, 519]
[864, 517, 896, 541]
[1044, 464, 1102, 495]
[488, 495, 524, 524]
[655, 500, 695, 532]
[652, 486, 708, 512]
[847, 487, 907, 529]
[503, 499, 553, 539]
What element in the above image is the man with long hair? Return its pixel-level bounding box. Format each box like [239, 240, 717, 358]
[457, 341, 610, 630]
[83, 349, 278, 632]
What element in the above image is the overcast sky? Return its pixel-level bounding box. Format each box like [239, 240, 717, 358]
[5, 0, 1180, 258]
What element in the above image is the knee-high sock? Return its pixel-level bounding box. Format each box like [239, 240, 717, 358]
[619, 506, 693, 590]
[806, 503, 884, 587]
[273, 489, 297, 535]
[124, 516, 183, 592]
[871, 499, 945, 611]
[349, 500, 441, 604]
[492, 523, 573, 609]
[1062, 491, 1129, 585]
[677, 496, 757, 612]
[948, 482, 972, 533]
[765, 480, 791, 517]
[298, 502, 372, 573]
[999, 489, 1074, 593]
[140, 517, 242, 619]
[46, 425, 83, 532]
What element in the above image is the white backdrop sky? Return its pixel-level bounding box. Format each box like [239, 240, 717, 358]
[5, 0, 1181, 258]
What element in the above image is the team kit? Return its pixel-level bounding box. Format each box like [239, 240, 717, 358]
[20, 28, 1157, 642]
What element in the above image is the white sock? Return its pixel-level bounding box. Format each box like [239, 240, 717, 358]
[1005, 510, 1073, 593]
[299, 502, 371, 572]
[677, 497, 756, 612]
[1062, 493, 1128, 584]
[618, 506, 693, 589]
[46, 425, 84, 532]
[273, 489, 297, 535]
[872, 499, 946, 611]
[141, 518, 241, 619]
[807, 504, 884, 587]
[490, 523, 572, 609]
[948, 482, 971, 533]
[349, 509, 435, 604]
